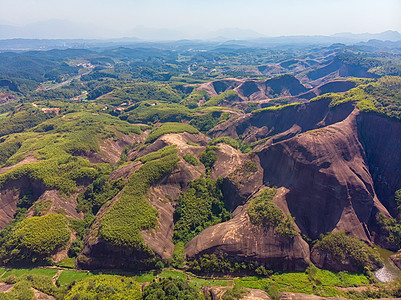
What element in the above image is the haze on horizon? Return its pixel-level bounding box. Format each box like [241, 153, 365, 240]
[0, 0, 400, 40]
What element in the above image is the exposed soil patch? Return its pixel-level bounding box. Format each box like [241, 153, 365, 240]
[0, 156, 38, 174]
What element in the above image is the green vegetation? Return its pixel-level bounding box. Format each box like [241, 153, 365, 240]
[209, 136, 251, 153]
[2, 38, 401, 300]
[125, 101, 192, 124]
[0, 279, 34, 300]
[0, 137, 22, 165]
[181, 89, 209, 108]
[190, 109, 226, 131]
[173, 177, 230, 244]
[57, 270, 94, 286]
[57, 257, 76, 269]
[145, 122, 199, 143]
[0, 272, 68, 299]
[204, 90, 238, 107]
[158, 270, 183, 279]
[0, 214, 70, 265]
[248, 188, 298, 238]
[137, 145, 177, 164]
[252, 103, 300, 114]
[0, 111, 140, 194]
[326, 76, 401, 119]
[188, 277, 231, 290]
[143, 277, 203, 300]
[105, 82, 181, 103]
[171, 242, 186, 268]
[134, 272, 156, 283]
[31, 200, 52, 217]
[312, 231, 383, 272]
[235, 266, 370, 298]
[182, 154, 200, 166]
[376, 213, 401, 249]
[199, 146, 219, 172]
[65, 274, 141, 300]
[222, 284, 248, 300]
[99, 146, 179, 251]
[0, 106, 51, 138]
[77, 175, 125, 215]
[2, 268, 58, 278]
[188, 252, 271, 276]
[228, 160, 258, 188]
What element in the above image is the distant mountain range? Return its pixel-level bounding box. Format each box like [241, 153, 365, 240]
[0, 19, 400, 50]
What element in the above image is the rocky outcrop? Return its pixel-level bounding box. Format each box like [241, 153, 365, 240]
[0, 187, 19, 229]
[243, 289, 271, 300]
[0, 178, 46, 229]
[86, 133, 143, 164]
[310, 248, 357, 273]
[185, 204, 310, 271]
[220, 153, 264, 211]
[78, 132, 208, 269]
[202, 287, 271, 300]
[257, 109, 390, 241]
[25, 190, 83, 220]
[209, 97, 354, 142]
[198, 75, 308, 103]
[390, 253, 401, 270]
[211, 144, 247, 179]
[296, 80, 356, 100]
[357, 112, 401, 215]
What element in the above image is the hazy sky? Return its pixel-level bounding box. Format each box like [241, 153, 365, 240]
[0, 0, 400, 38]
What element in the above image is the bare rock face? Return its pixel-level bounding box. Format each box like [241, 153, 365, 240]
[198, 75, 307, 103]
[209, 98, 349, 141]
[310, 247, 357, 272]
[0, 178, 46, 229]
[185, 205, 310, 271]
[390, 253, 401, 271]
[257, 109, 389, 241]
[0, 187, 19, 229]
[202, 286, 229, 300]
[211, 144, 247, 179]
[221, 153, 264, 211]
[243, 289, 272, 300]
[357, 112, 401, 215]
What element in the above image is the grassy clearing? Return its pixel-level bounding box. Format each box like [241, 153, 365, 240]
[189, 277, 231, 290]
[135, 272, 156, 283]
[57, 270, 94, 286]
[64, 274, 141, 300]
[235, 268, 370, 298]
[158, 270, 184, 279]
[2, 268, 58, 278]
